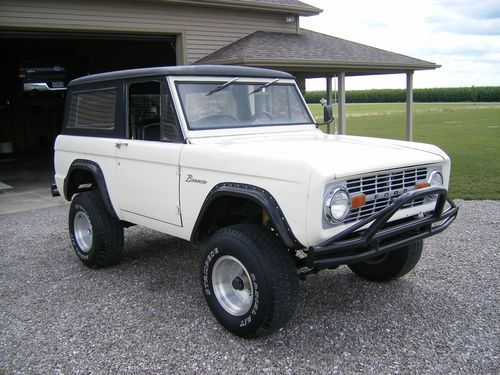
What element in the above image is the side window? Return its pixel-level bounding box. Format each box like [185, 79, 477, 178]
[67, 88, 116, 130]
[128, 81, 182, 142]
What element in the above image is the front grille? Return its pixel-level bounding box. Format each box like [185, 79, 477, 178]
[344, 167, 428, 223]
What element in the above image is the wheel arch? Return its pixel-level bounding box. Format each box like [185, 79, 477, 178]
[191, 182, 303, 249]
[64, 159, 118, 219]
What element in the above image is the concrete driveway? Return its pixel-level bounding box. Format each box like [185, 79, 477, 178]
[0, 154, 67, 214]
[0, 201, 498, 374]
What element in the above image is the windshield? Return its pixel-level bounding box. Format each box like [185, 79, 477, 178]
[176, 81, 313, 130]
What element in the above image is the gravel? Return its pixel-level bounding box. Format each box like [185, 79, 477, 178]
[0, 200, 498, 374]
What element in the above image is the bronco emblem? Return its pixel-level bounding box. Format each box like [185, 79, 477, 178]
[185, 174, 207, 184]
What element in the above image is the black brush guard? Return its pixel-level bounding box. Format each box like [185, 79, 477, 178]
[307, 187, 458, 269]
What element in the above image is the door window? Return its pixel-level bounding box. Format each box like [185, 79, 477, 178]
[128, 81, 182, 142]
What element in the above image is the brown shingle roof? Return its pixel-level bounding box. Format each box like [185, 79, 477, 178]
[196, 30, 439, 75]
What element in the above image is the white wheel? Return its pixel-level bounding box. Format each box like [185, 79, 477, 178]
[69, 190, 124, 268]
[73, 211, 93, 253]
[200, 224, 298, 337]
[212, 255, 254, 316]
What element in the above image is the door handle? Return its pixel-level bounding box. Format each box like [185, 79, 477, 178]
[115, 142, 128, 149]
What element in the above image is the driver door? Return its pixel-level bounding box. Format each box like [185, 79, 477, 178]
[115, 80, 184, 227]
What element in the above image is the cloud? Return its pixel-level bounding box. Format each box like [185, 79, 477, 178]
[426, 0, 500, 35]
[415, 34, 500, 56]
[300, 0, 500, 89]
[434, 0, 500, 20]
[426, 14, 500, 36]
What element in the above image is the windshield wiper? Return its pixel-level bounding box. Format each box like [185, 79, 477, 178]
[248, 78, 279, 95]
[206, 77, 239, 96]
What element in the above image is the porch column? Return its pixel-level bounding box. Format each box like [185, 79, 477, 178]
[326, 75, 333, 133]
[337, 72, 346, 135]
[406, 71, 414, 141]
[295, 73, 306, 97]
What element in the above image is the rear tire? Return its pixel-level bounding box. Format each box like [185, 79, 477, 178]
[348, 240, 423, 282]
[68, 190, 124, 268]
[200, 224, 298, 338]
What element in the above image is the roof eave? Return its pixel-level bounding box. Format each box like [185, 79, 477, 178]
[195, 58, 441, 73]
[137, 0, 322, 16]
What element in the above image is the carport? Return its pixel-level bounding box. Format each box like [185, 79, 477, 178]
[196, 29, 440, 141]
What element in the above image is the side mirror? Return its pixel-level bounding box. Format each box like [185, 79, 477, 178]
[323, 104, 333, 123]
[316, 104, 334, 128]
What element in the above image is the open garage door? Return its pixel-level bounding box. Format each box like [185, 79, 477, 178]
[0, 30, 177, 154]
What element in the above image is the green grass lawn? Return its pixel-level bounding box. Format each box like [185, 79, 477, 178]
[309, 103, 500, 200]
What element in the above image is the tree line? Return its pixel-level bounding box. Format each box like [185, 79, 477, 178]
[305, 86, 500, 103]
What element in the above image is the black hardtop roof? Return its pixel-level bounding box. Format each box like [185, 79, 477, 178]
[68, 65, 294, 87]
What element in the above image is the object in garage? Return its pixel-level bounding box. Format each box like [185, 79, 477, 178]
[19, 65, 67, 92]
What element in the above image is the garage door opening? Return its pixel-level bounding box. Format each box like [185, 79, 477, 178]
[0, 31, 177, 154]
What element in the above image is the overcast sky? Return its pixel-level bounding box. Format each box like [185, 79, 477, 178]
[300, 0, 500, 91]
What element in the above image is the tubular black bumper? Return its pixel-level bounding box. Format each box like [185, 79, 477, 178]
[307, 187, 458, 269]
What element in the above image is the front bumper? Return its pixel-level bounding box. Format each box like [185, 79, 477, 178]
[307, 187, 458, 269]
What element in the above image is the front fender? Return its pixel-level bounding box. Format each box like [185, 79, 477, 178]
[191, 182, 303, 249]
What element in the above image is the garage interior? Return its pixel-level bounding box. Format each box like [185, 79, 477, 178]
[0, 30, 177, 213]
[0, 30, 177, 154]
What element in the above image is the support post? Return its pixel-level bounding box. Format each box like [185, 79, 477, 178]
[176, 33, 187, 65]
[326, 75, 333, 133]
[338, 72, 346, 135]
[406, 71, 414, 141]
[295, 73, 306, 97]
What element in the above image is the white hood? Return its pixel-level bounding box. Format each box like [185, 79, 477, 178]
[186, 130, 446, 181]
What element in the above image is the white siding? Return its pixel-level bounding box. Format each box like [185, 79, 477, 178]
[0, 0, 297, 64]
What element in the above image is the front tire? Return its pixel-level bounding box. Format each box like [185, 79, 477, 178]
[69, 190, 124, 268]
[348, 240, 423, 282]
[200, 224, 298, 338]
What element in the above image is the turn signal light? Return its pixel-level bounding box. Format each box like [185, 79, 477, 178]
[416, 182, 430, 189]
[351, 194, 366, 209]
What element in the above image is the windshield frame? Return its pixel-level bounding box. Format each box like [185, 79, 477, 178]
[168, 76, 316, 139]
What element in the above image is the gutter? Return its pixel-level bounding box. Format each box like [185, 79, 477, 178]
[195, 58, 441, 72]
[133, 0, 322, 16]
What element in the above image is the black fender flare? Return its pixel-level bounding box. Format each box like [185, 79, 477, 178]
[191, 182, 303, 249]
[64, 159, 118, 219]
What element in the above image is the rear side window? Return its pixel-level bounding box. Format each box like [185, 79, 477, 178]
[67, 88, 116, 130]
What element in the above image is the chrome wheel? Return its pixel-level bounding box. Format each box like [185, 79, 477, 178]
[73, 211, 93, 253]
[212, 255, 253, 316]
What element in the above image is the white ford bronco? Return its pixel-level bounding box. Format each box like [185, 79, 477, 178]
[52, 65, 458, 337]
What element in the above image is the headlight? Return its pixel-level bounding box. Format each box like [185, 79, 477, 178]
[427, 170, 443, 187]
[324, 187, 350, 223]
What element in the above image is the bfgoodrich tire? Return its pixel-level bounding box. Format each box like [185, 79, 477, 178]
[68, 190, 124, 268]
[201, 224, 298, 338]
[348, 240, 423, 282]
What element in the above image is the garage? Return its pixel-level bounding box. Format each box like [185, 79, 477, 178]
[0, 30, 177, 154]
[0, 0, 320, 156]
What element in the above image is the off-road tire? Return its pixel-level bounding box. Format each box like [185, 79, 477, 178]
[68, 190, 124, 268]
[348, 240, 423, 282]
[201, 224, 298, 338]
